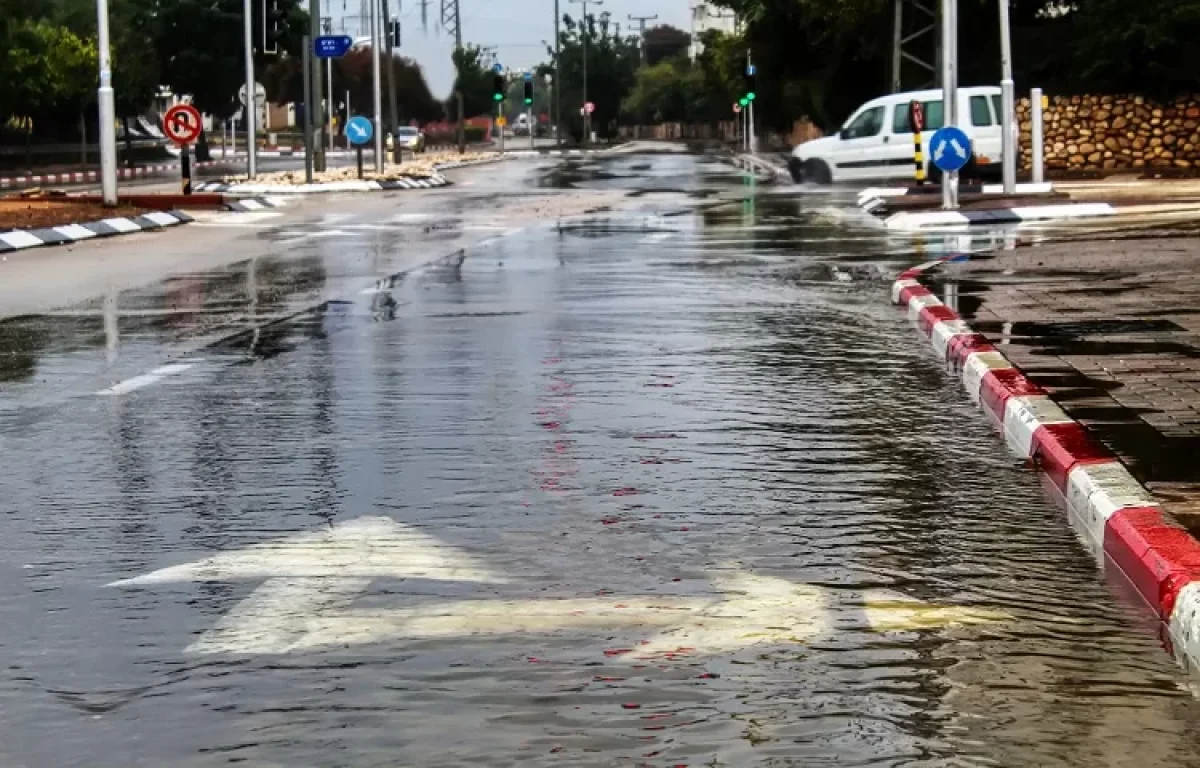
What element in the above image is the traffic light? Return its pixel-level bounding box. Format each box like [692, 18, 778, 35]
[739, 97, 748, 107]
[493, 73, 505, 102]
[388, 19, 401, 48]
[523, 79, 533, 106]
[263, 0, 286, 54]
[744, 67, 756, 101]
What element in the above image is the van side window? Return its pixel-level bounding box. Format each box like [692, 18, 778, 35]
[970, 95, 993, 126]
[843, 106, 885, 139]
[992, 95, 1003, 123]
[892, 100, 945, 133]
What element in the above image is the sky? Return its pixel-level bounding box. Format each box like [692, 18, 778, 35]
[326, 0, 693, 98]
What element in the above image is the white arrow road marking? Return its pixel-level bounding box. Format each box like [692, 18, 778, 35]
[111, 518, 1008, 656]
[109, 516, 506, 586]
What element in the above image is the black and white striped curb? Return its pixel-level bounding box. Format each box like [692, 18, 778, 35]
[858, 182, 1056, 212]
[884, 202, 1116, 230]
[222, 197, 288, 212]
[0, 210, 192, 253]
[192, 175, 450, 195]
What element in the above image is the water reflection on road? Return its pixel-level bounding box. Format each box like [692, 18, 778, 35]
[1, 154, 1199, 767]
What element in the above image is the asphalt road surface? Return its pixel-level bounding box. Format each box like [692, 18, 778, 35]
[2, 151, 1199, 767]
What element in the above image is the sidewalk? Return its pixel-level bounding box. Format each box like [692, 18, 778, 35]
[924, 237, 1200, 538]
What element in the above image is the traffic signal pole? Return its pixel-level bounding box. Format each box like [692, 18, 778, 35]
[243, 0, 257, 178]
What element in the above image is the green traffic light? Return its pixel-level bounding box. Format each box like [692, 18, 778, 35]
[493, 93, 503, 101]
[739, 97, 748, 106]
[747, 92, 756, 101]
[524, 98, 532, 105]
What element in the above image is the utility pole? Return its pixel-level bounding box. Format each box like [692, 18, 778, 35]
[370, 0, 384, 170]
[323, 15, 334, 151]
[628, 14, 657, 65]
[95, 0, 118, 204]
[891, 0, 938, 92]
[569, 0, 603, 146]
[309, 0, 325, 171]
[442, 0, 464, 152]
[998, 0, 1016, 193]
[242, 0, 257, 178]
[554, 0, 562, 147]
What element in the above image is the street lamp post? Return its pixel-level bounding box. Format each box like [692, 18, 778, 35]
[998, 0, 1017, 193]
[553, 0, 562, 147]
[569, 0, 603, 147]
[243, 0, 257, 178]
[95, 0, 118, 204]
[370, 0, 384, 171]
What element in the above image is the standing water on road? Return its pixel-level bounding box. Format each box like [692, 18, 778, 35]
[2, 154, 1199, 767]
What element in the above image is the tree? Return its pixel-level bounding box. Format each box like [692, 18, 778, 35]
[449, 45, 497, 120]
[641, 25, 691, 66]
[549, 13, 640, 140]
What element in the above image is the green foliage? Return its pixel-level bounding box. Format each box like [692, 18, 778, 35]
[550, 13, 641, 139]
[450, 45, 499, 120]
[641, 25, 692, 66]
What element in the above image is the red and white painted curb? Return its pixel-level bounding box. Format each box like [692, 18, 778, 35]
[894, 258, 1200, 669]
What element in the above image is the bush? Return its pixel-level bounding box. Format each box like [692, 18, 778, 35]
[422, 126, 489, 146]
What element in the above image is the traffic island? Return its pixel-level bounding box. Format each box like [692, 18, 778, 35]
[893, 248, 1200, 671]
[192, 150, 503, 195]
[0, 196, 190, 253]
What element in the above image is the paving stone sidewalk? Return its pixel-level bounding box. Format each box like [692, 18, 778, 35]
[929, 236, 1200, 537]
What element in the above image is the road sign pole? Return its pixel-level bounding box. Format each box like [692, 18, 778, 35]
[310, 0, 325, 173]
[940, 0, 958, 210]
[370, 0, 384, 171]
[498, 101, 505, 154]
[357, 146, 364, 178]
[181, 146, 192, 195]
[243, 0, 257, 179]
[95, 0, 118, 205]
[529, 106, 535, 150]
[303, 35, 314, 183]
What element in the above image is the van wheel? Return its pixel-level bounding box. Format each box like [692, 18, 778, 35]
[803, 159, 832, 185]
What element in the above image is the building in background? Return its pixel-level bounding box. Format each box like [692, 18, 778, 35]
[689, 1, 737, 58]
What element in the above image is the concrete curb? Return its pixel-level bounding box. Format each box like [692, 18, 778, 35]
[885, 202, 1117, 230]
[0, 210, 192, 253]
[222, 197, 288, 212]
[192, 175, 450, 195]
[893, 257, 1200, 671]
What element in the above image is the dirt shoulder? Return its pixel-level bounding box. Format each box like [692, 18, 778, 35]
[0, 198, 152, 232]
[925, 235, 1200, 537]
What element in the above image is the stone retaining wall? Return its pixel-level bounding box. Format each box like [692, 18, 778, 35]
[1019, 94, 1200, 171]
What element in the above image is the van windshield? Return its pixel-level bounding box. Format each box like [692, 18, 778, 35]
[891, 100, 945, 134]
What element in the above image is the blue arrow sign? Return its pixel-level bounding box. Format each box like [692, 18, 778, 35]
[746, 64, 756, 75]
[346, 115, 374, 146]
[314, 35, 354, 58]
[493, 62, 504, 74]
[524, 72, 533, 81]
[929, 125, 972, 173]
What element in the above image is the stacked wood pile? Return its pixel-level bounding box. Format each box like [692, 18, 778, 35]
[1019, 94, 1200, 171]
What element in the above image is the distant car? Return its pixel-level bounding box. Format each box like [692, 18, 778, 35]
[395, 126, 425, 152]
[513, 113, 531, 137]
[789, 85, 1006, 184]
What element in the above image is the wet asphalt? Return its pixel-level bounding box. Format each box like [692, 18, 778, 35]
[2, 152, 1200, 767]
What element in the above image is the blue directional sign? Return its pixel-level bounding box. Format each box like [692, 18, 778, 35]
[524, 72, 533, 81]
[930, 125, 972, 173]
[493, 62, 504, 74]
[314, 35, 354, 58]
[345, 115, 374, 146]
[746, 64, 756, 75]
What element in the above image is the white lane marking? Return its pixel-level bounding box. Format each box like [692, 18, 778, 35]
[275, 229, 352, 244]
[110, 518, 1007, 655]
[638, 232, 675, 244]
[96, 362, 196, 396]
[190, 211, 284, 227]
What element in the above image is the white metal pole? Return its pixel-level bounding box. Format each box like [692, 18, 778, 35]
[95, 0, 118, 205]
[327, 58, 334, 151]
[1031, 87, 1044, 183]
[941, 0, 958, 209]
[243, 0, 257, 177]
[998, 0, 1016, 193]
[370, 0, 384, 170]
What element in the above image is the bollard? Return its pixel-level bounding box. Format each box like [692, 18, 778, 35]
[181, 147, 192, 195]
[1031, 87, 1045, 184]
[909, 100, 926, 185]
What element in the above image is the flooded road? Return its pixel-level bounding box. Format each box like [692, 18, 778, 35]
[2, 153, 1200, 767]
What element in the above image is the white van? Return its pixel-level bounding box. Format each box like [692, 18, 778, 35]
[788, 86, 1006, 184]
